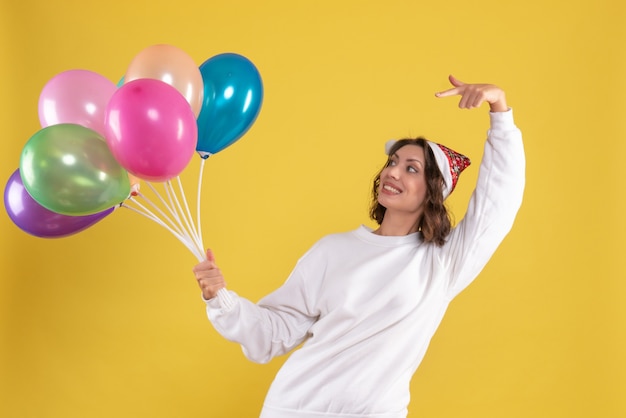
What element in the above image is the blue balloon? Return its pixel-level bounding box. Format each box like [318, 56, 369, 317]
[196, 53, 263, 157]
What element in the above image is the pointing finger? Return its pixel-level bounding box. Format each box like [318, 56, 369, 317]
[435, 86, 461, 98]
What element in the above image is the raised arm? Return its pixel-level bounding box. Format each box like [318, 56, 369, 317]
[434, 75, 525, 298]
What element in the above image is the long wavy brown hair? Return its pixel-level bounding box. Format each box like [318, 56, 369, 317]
[369, 138, 451, 246]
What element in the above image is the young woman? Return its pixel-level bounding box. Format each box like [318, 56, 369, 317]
[192, 75, 525, 418]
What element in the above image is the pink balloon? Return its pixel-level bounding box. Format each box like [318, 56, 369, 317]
[104, 78, 197, 182]
[38, 69, 117, 136]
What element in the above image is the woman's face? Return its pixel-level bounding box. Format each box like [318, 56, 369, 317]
[377, 144, 428, 219]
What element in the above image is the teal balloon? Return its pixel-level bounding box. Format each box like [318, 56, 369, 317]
[196, 53, 263, 157]
[19, 123, 131, 216]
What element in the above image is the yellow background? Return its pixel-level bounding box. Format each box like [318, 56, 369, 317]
[1, 0, 624, 417]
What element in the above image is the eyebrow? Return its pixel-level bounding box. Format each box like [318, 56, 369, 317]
[392, 153, 424, 167]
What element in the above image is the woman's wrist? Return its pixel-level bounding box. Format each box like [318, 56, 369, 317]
[489, 93, 508, 112]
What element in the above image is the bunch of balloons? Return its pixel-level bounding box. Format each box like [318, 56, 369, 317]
[4, 44, 263, 255]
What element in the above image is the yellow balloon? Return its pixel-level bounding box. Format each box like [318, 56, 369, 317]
[124, 44, 204, 117]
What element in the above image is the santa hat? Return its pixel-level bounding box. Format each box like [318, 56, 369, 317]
[385, 140, 471, 199]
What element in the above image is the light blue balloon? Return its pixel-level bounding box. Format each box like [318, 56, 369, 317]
[196, 53, 263, 157]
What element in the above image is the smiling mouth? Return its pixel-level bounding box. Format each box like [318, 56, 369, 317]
[382, 184, 401, 194]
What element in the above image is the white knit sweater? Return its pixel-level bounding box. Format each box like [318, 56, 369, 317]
[205, 110, 525, 418]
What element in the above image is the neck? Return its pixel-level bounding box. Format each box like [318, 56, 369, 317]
[374, 212, 421, 236]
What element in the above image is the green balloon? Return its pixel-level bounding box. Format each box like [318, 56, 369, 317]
[20, 123, 131, 216]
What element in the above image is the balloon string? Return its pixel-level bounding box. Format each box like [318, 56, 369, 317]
[143, 181, 201, 255]
[124, 195, 184, 238]
[196, 158, 207, 253]
[163, 180, 204, 256]
[159, 181, 199, 250]
[121, 200, 203, 260]
[134, 188, 185, 237]
[174, 176, 204, 253]
[120, 158, 210, 263]
[145, 182, 184, 232]
[155, 180, 203, 257]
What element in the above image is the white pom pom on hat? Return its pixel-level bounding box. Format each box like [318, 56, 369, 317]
[384, 139, 471, 199]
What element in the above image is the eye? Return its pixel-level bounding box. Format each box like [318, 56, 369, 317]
[407, 166, 419, 173]
[387, 159, 397, 167]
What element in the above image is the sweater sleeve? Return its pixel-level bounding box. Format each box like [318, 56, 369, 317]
[441, 109, 526, 299]
[203, 246, 322, 364]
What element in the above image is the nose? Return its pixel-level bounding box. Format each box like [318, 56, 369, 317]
[386, 164, 400, 180]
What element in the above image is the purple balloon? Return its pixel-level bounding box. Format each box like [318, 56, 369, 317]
[4, 169, 114, 238]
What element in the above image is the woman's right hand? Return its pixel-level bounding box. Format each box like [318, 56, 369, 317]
[192, 249, 226, 300]
[435, 75, 508, 112]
